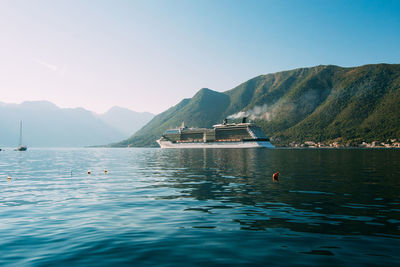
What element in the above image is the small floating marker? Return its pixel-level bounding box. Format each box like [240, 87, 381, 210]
[272, 172, 279, 182]
[7, 176, 12, 181]
[88, 170, 91, 175]
[104, 169, 108, 174]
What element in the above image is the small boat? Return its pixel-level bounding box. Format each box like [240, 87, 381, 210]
[16, 121, 27, 151]
[16, 145, 27, 151]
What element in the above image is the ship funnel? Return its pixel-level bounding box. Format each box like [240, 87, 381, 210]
[223, 118, 228, 125]
[242, 117, 247, 123]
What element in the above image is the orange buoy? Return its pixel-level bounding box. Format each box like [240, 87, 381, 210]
[272, 172, 279, 182]
[7, 176, 12, 181]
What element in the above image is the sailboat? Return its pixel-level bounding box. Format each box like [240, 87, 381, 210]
[16, 120, 27, 151]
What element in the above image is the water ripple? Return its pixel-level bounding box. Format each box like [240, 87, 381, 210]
[0, 148, 399, 266]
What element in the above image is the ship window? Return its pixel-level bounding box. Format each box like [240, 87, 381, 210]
[165, 129, 180, 134]
[180, 132, 204, 141]
[215, 128, 252, 140]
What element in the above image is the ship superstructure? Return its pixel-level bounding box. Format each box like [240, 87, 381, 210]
[157, 118, 274, 148]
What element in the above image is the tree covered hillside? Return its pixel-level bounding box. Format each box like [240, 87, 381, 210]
[115, 64, 400, 147]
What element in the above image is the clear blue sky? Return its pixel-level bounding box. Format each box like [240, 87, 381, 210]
[1, 0, 399, 114]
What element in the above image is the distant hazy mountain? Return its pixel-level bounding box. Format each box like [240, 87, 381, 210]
[99, 106, 154, 137]
[115, 63, 400, 147]
[0, 101, 153, 147]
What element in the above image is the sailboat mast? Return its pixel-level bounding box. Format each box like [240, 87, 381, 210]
[19, 120, 22, 146]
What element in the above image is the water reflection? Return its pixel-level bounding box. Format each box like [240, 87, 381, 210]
[152, 149, 400, 236]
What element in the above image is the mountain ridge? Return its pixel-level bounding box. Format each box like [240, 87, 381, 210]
[0, 101, 154, 147]
[99, 106, 154, 137]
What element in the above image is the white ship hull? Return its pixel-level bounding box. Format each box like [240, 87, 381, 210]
[157, 140, 274, 148]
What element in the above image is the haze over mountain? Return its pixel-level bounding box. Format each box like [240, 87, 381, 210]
[98, 106, 154, 137]
[116, 63, 400, 147]
[0, 101, 154, 147]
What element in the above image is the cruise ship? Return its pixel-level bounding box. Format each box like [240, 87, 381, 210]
[157, 118, 274, 148]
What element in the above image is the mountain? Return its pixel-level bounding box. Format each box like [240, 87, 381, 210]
[0, 101, 152, 147]
[116, 63, 400, 147]
[99, 106, 154, 137]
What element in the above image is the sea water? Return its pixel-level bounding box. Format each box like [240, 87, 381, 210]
[0, 148, 399, 266]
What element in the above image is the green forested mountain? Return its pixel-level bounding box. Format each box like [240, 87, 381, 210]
[116, 64, 400, 147]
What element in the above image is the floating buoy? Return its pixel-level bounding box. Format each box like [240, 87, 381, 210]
[7, 176, 12, 181]
[88, 170, 91, 175]
[272, 172, 279, 182]
[104, 170, 108, 174]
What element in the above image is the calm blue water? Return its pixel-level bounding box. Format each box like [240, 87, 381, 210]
[0, 148, 399, 266]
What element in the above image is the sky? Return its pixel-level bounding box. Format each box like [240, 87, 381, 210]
[0, 0, 399, 114]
